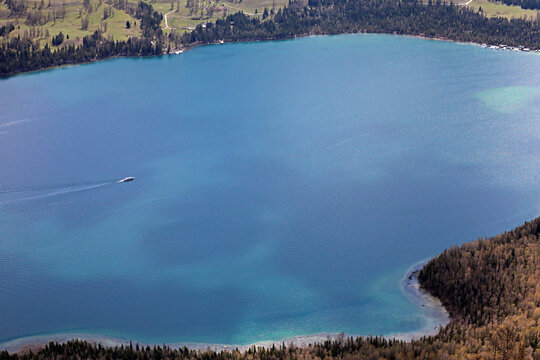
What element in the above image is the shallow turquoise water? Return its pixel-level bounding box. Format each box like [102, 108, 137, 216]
[1, 34, 540, 345]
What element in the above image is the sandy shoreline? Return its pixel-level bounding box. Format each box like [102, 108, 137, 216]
[0, 258, 450, 354]
[386, 259, 450, 341]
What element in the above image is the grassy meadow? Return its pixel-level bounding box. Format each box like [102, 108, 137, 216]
[0, 0, 537, 49]
[0, 0, 289, 48]
[0, 0, 141, 45]
[465, 0, 539, 20]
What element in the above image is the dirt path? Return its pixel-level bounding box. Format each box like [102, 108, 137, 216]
[163, 10, 176, 29]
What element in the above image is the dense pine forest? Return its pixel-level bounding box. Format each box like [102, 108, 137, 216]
[1, 0, 540, 76]
[182, 0, 540, 47]
[1, 217, 538, 359]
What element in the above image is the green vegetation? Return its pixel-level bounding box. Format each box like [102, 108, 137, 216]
[183, 0, 540, 49]
[466, 0, 539, 20]
[486, 0, 540, 10]
[1, 217, 539, 359]
[2, 0, 540, 76]
[0, 0, 141, 46]
[0, 0, 164, 75]
[0, 0, 284, 49]
[1, 0, 539, 77]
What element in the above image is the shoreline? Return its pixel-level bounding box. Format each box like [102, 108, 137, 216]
[2, 30, 539, 80]
[0, 258, 450, 354]
[386, 259, 450, 341]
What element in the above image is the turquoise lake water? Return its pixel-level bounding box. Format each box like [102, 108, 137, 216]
[1, 34, 540, 345]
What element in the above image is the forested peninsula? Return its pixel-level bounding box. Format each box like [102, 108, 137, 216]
[1, 0, 540, 76]
[1, 217, 538, 359]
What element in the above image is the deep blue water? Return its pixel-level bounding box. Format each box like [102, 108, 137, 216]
[1, 34, 540, 345]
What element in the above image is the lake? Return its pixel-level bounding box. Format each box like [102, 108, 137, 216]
[1, 34, 539, 346]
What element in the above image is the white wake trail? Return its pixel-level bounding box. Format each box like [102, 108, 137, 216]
[0, 118, 34, 128]
[0, 181, 119, 205]
[0, 179, 119, 194]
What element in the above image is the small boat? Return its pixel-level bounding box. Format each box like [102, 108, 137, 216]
[118, 177, 135, 183]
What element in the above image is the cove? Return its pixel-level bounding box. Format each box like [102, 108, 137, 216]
[0, 33, 539, 346]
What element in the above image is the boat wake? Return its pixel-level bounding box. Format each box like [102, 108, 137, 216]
[0, 177, 134, 205]
[0, 179, 120, 194]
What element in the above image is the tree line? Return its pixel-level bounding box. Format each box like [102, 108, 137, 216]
[1, 0, 540, 76]
[183, 0, 540, 48]
[0, 23, 15, 37]
[0, 0, 163, 75]
[1, 216, 539, 359]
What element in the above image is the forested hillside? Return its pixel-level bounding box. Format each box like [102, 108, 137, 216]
[419, 220, 539, 327]
[1, 217, 538, 359]
[2, 0, 540, 76]
[183, 0, 540, 47]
